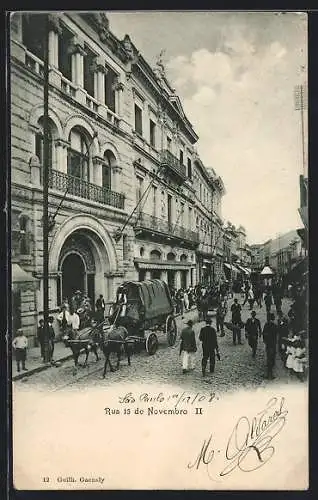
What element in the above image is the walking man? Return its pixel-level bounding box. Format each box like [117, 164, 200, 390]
[245, 310, 261, 357]
[179, 319, 197, 374]
[199, 318, 220, 376]
[231, 298, 242, 345]
[263, 313, 278, 379]
[264, 289, 273, 319]
[216, 301, 226, 337]
[277, 311, 289, 361]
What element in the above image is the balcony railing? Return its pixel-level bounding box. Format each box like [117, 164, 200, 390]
[135, 212, 199, 244]
[160, 150, 187, 181]
[49, 170, 125, 210]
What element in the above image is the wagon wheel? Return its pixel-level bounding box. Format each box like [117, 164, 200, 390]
[166, 315, 177, 346]
[145, 332, 158, 355]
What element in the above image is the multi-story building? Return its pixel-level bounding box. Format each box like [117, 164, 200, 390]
[11, 12, 225, 339]
[250, 230, 305, 278]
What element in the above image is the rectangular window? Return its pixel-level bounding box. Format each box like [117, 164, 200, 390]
[188, 206, 192, 229]
[136, 176, 143, 207]
[105, 66, 117, 112]
[167, 136, 171, 151]
[150, 119, 156, 147]
[179, 150, 184, 165]
[152, 185, 157, 217]
[180, 202, 185, 226]
[123, 234, 129, 260]
[134, 104, 143, 135]
[187, 158, 192, 179]
[58, 25, 73, 81]
[84, 45, 95, 97]
[22, 14, 45, 61]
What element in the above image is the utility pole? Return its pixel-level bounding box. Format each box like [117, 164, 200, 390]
[294, 82, 307, 176]
[42, 15, 50, 363]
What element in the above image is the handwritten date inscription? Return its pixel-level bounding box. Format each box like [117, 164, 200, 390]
[188, 397, 288, 478]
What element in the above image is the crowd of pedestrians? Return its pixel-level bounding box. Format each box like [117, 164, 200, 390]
[12, 276, 307, 381]
[178, 277, 307, 381]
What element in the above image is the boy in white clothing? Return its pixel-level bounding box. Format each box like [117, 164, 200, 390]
[12, 328, 28, 372]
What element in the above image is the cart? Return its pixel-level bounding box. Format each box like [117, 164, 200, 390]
[107, 279, 178, 355]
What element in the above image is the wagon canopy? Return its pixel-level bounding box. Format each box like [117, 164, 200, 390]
[117, 279, 174, 320]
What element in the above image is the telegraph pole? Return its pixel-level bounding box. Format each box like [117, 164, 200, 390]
[42, 15, 50, 362]
[294, 82, 307, 176]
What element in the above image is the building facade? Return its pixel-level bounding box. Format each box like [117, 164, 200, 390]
[11, 12, 226, 339]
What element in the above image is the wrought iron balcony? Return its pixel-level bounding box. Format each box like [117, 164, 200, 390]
[49, 170, 125, 210]
[134, 212, 199, 244]
[160, 150, 187, 182]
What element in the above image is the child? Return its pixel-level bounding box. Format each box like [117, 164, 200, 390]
[12, 328, 28, 372]
[292, 334, 307, 381]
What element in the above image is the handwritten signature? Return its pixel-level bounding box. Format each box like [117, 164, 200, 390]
[188, 397, 288, 478]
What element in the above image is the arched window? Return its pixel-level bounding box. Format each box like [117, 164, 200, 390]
[140, 247, 145, 257]
[180, 254, 187, 262]
[68, 128, 89, 181]
[167, 252, 176, 261]
[150, 250, 161, 260]
[103, 150, 116, 190]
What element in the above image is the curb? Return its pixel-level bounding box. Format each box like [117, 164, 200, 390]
[12, 308, 198, 381]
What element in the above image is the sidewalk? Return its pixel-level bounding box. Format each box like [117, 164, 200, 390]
[12, 308, 197, 382]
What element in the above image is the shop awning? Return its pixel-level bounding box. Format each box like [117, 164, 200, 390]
[134, 259, 194, 271]
[235, 263, 249, 275]
[223, 263, 239, 275]
[12, 263, 39, 292]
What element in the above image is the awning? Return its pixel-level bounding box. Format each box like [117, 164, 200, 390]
[223, 263, 239, 275]
[235, 263, 249, 275]
[134, 259, 194, 271]
[12, 263, 39, 292]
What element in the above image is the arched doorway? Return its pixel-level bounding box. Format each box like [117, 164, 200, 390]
[61, 253, 85, 302]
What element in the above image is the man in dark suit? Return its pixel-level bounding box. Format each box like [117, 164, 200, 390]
[231, 298, 242, 345]
[199, 318, 220, 376]
[95, 294, 106, 322]
[263, 313, 278, 379]
[245, 310, 262, 357]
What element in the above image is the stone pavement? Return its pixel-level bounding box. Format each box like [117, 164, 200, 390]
[11, 307, 197, 381]
[13, 298, 305, 393]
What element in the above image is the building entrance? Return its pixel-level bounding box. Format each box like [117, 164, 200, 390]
[61, 253, 85, 302]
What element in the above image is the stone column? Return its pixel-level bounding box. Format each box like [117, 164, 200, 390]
[70, 37, 86, 104]
[161, 270, 168, 284]
[112, 165, 123, 193]
[175, 270, 181, 289]
[55, 139, 69, 174]
[113, 79, 125, 116]
[92, 156, 103, 187]
[91, 56, 106, 104]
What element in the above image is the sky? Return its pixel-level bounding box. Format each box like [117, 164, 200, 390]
[107, 11, 307, 244]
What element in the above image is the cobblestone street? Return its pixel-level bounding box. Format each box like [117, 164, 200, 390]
[14, 298, 304, 393]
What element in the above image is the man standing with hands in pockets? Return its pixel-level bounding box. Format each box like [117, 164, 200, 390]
[199, 318, 220, 377]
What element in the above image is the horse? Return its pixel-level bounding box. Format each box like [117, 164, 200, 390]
[99, 325, 133, 378]
[63, 323, 101, 375]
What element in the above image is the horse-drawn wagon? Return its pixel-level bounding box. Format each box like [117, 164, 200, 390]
[108, 279, 178, 355]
